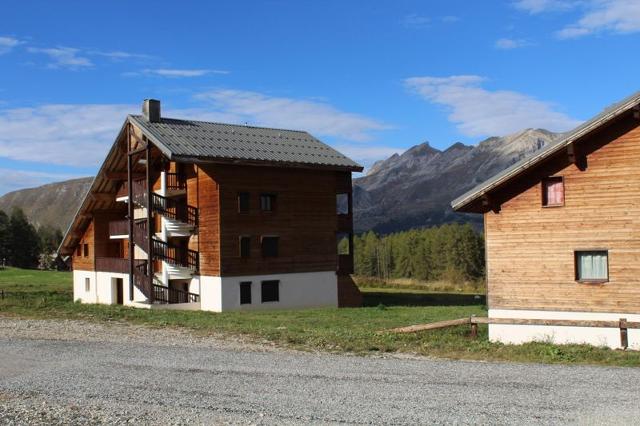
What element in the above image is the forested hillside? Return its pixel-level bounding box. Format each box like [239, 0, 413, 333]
[353, 223, 484, 283]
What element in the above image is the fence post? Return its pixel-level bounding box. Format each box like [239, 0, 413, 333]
[470, 315, 478, 339]
[620, 318, 628, 350]
[1, 289, 4, 300]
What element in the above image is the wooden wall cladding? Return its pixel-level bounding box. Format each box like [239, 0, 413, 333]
[71, 220, 95, 270]
[195, 164, 347, 277]
[485, 119, 640, 314]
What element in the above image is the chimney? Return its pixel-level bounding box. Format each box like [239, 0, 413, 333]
[142, 99, 161, 122]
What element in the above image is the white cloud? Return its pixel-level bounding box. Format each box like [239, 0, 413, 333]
[0, 36, 22, 55]
[557, 0, 640, 38]
[139, 68, 229, 77]
[0, 104, 134, 167]
[513, 0, 578, 14]
[89, 50, 153, 61]
[0, 169, 80, 196]
[495, 38, 533, 49]
[195, 89, 389, 141]
[401, 14, 431, 28]
[27, 46, 93, 69]
[0, 91, 389, 176]
[405, 75, 581, 137]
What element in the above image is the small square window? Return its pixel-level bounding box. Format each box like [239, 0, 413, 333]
[238, 192, 250, 213]
[575, 250, 608, 283]
[85, 277, 91, 292]
[260, 194, 276, 212]
[240, 281, 252, 304]
[83, 244, 89, 257]
[261, 236, 279, 257]
[542, 176, 564, 207]
[261, 280, 279, 303]
[239, 236, 251, 258]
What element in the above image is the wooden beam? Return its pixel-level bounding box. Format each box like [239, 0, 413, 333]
[90, 192, 114, 203]
[567, 143, 587, 171]
[633, 106, 640, 120]
[481, 194, 501, 214]
[389, 318, 470, 333]
[104, 171, 144, 180]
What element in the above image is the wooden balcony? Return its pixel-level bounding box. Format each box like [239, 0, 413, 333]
[95, 257, 129, 274]
[165, 172, 187, 192]
[108, 220, 129, 237]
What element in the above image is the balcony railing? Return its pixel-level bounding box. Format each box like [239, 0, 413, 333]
[95, 257, 129, 274]
[151, 193, 198, 227]
[166, 173, 187, 192]
[152, 284, 199, 304]
[108, 220, 128, 237]
[151, 239, 199, 271]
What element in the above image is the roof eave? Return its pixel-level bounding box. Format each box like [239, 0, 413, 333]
[451, 91, 640, 213]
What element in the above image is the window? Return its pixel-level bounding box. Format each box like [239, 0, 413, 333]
[261, 280, 279, 303]
[83, 243, 89, 257]
[542, 176, 564, 207]
[337, 232, 351, 255]
[239, 236, 251, 258]
[76, 245, 81, 256]
[575, 250, 608, 282]
[260, 193, 276, 212]
[261, 236, 279, 257]
[336, 193, 350, 215]
[238, 192, 250, 213]
[240, 282, 252, 304]
[85, 277, 91, 292]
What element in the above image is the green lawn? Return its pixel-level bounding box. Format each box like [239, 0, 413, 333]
[1, 267, 639, 366]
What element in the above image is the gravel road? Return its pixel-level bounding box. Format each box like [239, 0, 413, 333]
[1, 317, 639, 425]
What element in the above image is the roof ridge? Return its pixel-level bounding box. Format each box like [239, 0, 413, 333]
[129, 114, 311, 135]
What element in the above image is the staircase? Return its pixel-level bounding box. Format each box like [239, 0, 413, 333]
[122, 176, 199, 303]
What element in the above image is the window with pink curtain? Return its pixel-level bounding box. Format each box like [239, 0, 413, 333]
[542, 177, 564, 206]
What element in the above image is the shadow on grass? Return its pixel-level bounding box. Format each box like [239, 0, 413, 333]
[363, 291, 486, 307]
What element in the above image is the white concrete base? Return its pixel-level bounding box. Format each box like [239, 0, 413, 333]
[73, 269, 338, 313]
[489, 309, 640, 350]
[199, 271, 338, 312]
[73, 270, 147, 306]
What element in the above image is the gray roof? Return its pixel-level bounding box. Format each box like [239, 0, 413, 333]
[129, 115, 363, 171]
[451, 90, 640, 211]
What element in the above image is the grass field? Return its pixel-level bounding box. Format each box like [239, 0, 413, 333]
[1, 267, 639, 366]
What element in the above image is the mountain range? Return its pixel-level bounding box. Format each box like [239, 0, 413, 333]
[0, 128, 561, 234]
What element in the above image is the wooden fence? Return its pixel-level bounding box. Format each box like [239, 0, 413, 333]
[389, 316, 640, 349]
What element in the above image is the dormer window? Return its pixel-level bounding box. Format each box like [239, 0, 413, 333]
[542, 176, 564, 207]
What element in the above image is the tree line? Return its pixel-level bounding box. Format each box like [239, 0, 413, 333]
[353, 223, 485, 283]
[0, 207, 63, 269]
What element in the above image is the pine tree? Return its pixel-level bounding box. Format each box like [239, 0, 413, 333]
[9, 208, 41, 269]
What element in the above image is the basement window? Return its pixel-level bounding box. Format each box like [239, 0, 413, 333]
[85, 278, 90, 292]
[238, 192, 250, 213]
[83, 244, 89, 257]
[239, 236, 251, 258]
[575, 250, 608, 283]
[240, 281, 252, 305]
[261, 236, 279, 257]
[542, 176, 564, 207]
[260, 193, 277, 212]
[261, 280, 279, 303]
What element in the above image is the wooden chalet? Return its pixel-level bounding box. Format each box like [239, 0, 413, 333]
[452, 90, 640, 349]
[59, 99, 363, 311]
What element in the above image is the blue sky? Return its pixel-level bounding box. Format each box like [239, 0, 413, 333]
[1, 0, 639, 194]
